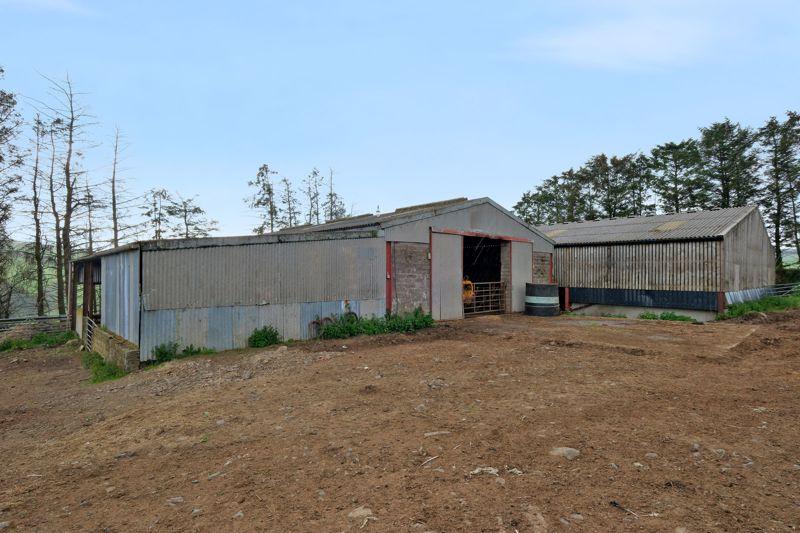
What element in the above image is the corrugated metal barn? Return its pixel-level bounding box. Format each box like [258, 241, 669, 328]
[72, 198, 553, 361]
[538, 206, 775, 317]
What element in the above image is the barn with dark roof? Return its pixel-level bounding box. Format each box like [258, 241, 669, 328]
[538, 206, 775, 319]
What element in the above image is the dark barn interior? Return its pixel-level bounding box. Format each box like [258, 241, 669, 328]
[462, 236, 505, 315]
[462, 236, 501, 283]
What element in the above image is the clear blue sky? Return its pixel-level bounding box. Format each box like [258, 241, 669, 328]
[3, 0, 799, 236]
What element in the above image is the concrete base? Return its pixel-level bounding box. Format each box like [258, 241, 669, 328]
[569, 304, 717, 323]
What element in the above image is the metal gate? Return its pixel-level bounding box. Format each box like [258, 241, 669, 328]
[463, 281, 507, 316]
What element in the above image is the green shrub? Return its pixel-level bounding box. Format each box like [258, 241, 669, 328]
[717, 294, 800, 319]
[0, 330, 76, 352]
[320, 308, 435, 339]
[81, 352, 126, 383]
[248, 325, 281, 347]
[153, 342, 179, 363]
[638, 311, 659, 320]
[151, 342, 215, 362]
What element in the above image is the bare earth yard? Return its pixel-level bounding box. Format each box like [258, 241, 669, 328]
[1, 312, 799, 532]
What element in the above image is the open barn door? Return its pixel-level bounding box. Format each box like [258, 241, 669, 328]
[430, 231, 463, 320]
[510, 241, 533, 312]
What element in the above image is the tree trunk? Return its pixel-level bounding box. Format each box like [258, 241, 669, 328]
[111, 128, 120, 247]
[31, 119, 46, 315]
[47, 129, 65, 315]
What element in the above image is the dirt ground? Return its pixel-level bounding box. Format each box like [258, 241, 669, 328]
[1, 312, 799, 532]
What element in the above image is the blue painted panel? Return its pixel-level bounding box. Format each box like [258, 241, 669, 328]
[138, 298, 385, 361]
[569, 287, 719, 311]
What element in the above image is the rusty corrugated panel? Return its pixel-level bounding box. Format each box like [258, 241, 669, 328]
[141, 237, 384, 311]
[100, 249, 140, 344]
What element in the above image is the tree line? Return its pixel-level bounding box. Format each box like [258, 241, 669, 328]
[0, 67, 352, 318]
[245, 164, 348, 234]
[514, 113, 800, 269]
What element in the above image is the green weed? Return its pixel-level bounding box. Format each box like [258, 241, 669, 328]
[639, 311, 697, 323]
[81, 352, 126, 383]
[152, 342, 216, 363]
[717, 294, 800, 319]
[320, 308, 435, 339]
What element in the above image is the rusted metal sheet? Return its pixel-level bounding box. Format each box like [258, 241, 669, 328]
[100, 249, 140, 344]
[510, 241, 532, 312]
[138, 298, 385, 359]
[141, 236, 385, 311]
[430, 232, 463, 320]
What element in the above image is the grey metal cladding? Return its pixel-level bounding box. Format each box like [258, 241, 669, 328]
[100, 249, 140, 343]
[141, 237, 385, 311]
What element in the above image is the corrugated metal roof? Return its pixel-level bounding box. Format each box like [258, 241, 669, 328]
[537, 206, 757, 245]
[274, 197, 473, 233]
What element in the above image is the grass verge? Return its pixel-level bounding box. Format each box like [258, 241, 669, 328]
[320, 308, 435, 339]
[0, 330, 76, 352]
[717, 294, 800, 320]
[81, 352, 126, 383]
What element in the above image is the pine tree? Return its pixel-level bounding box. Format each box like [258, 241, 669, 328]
[303, 167, 322, 225]
[323, 169, 347, 222]
[246, 163, 280, 234]
[698, 119, 760, 208]
[649, 140, 704, 213]
[279, 177, 300, 228]
[142, 188, 172, 239]
[167, 195, 218, 238]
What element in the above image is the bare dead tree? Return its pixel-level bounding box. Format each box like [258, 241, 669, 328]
[29, 115, 47, 315]
[46, 124, 65, 314]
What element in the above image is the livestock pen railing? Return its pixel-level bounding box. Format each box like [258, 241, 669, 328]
[463, 281, 507, 316]
[726, 282, 800, 305]
[84, 317, 97, 352]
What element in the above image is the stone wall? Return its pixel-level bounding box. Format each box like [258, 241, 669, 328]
[92, 327, 140, 372]
[500, 241, 512, 311]
[392, 242, 430, 313]
[532, 252, 551, 284]
[0, 316, 69, 341]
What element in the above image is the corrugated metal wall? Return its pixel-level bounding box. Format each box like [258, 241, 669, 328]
[100, 249, 140, 344]
[569, 287, 719, 311]
[138, 236, 385, 359]
[722, 209, 775, 291]
[139, 299, 385, 357]
[142, 237, 384, 310]
[554, 240, 723, 292]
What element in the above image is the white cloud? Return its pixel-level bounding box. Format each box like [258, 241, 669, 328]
[0, 0, 93, 15]
[526, 13, 715, 70]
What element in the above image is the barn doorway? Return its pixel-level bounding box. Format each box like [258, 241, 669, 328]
[462, 236, 507, 315]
